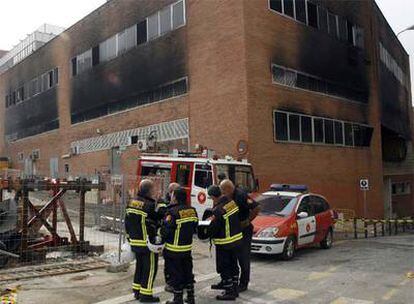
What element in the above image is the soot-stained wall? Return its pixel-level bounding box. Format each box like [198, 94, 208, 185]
[68, 0, 187, 123]
[2, 42, 60, 141]
[375, 4, 411, 138]
[5, 89, 59, 139]
[70, 29, 187, 121]
[270, 0, 369, 107]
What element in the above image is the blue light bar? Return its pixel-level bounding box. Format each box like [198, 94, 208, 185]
[269, 184, 308, 193]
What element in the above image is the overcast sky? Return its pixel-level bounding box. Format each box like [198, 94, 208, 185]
[0, 0, 413, 102]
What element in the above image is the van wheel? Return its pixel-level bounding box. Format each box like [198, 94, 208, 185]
[320, 229, 333, 249]
[281, 236, 295, 260]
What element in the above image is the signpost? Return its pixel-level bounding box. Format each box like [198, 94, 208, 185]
[360, 179, 369, 217]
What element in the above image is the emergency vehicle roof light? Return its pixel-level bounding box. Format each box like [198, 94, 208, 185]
[270, 184, 308, 193]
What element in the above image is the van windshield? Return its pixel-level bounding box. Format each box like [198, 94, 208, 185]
[215, 164, 256, 192]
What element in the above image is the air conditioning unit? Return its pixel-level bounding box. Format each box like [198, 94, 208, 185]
[30, 150, 40, 160]
[137, 140, 147, 152]
[71, 146, 80, 156]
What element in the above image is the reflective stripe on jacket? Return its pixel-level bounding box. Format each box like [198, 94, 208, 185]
[161, 204, 198, 255]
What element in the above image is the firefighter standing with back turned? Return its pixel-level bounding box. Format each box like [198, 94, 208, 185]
[201, 182, 243, 301]
[161, 187, 198, 304]
[220, 179, 260, 292]
[124, 179, 163, 303]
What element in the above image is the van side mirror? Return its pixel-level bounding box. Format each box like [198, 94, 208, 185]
[297, 211, 308, 219]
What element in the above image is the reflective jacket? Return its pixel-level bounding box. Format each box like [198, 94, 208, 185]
[125, 194, 159, 252]
[209, 196, 243, 249]
[161, 203, 198, 256]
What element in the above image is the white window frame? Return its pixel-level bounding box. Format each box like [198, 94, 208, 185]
[270, 63, 366, 104]
[273, 110, 371, 148]
[172, 0, 186, 30]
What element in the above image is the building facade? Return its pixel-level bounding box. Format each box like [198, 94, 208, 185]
[0, 0, 412, 218]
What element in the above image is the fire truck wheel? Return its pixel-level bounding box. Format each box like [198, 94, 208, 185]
[320, 228, 333, 249]
[0, 241, 9, 268]
[281, 236, 295, 260]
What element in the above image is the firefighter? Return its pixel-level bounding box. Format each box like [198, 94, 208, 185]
[161, 187, 198, 304]
[124, 179, 162, 303]
[220, 179, 260, 292]
[205, 183, 243, 301]
[163, 182, 181, 293]
[165, 182, 180, 205]
[207, 185, 226, 290]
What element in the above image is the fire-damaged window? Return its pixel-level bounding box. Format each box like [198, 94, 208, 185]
[172, 0, 185, 29]
[344, 123, 354, 146]
[5, 67, 59, 108]
[289, 114, 301, 141]
[295, 0, 306, 23]
[337, 17, 348, 42]
[283, 0, 294, 18]
[318, 6, 328, 33]
[307, 1, 318, 28]
[92, 46, 100, 66]
[274, 110, 373, 148]
[160, 6, 172, 35]
[334, 121, 344, 145]
[271, 64, 368, 103]
[328, 13, 338, 38]
[353, 125, 373, 147]
[71, 57, 77, 76]
[99, 35, 117, 62]
[301, 116, 313, 143]
[77, 49, 93, 74]
[137, 20, 147, 45]
[118, 25, 137, 55]
[392, 182, 411, 196]
[268, 0, 364, 49]
[147, 13, 160, 40]
[313, 118, 324, 143]
[324, 119, 334, 144]
[274, 111, 288, 141]
[71, 78, 188, 124]
[269, 0, 282, 13]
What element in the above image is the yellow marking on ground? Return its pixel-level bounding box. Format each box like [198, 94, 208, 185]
[335, 240, 347, 245]
[307, 266, 338, 281]
[331, 297, 374, 304]
[382, 288, 398, 301]
[381, 276, 412, 301]
[268, 288, 307, 300]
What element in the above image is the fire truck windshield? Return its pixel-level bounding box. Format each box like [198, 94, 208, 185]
[215, 164, 256, 193]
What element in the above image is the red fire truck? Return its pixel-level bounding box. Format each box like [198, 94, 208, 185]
[137, 153, 258, 218]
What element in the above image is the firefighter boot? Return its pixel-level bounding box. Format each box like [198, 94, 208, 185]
[232, 277, 239, 297]
[184, 284, 195, 304]
[166, 290, 184, 304]
[211, 280, 226, 290]
[139, 295, 160, 303]
[134, 290, 140, 300]
[216, 280, 237, 301]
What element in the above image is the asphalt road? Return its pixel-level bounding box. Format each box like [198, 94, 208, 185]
[13, 234, 414, 304]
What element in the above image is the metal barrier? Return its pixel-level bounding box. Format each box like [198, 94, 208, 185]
[334, 217, 414, 239]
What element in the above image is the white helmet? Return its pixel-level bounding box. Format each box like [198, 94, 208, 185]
[147, 236, 165, 253]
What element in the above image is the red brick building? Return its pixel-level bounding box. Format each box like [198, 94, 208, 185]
[0, 0, 412, 218]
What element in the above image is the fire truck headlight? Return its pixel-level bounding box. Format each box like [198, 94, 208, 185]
[257, 227, 279, 238]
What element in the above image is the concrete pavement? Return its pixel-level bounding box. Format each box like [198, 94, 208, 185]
[11, 234, 414, 303]
[97, 235, 414, 304]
